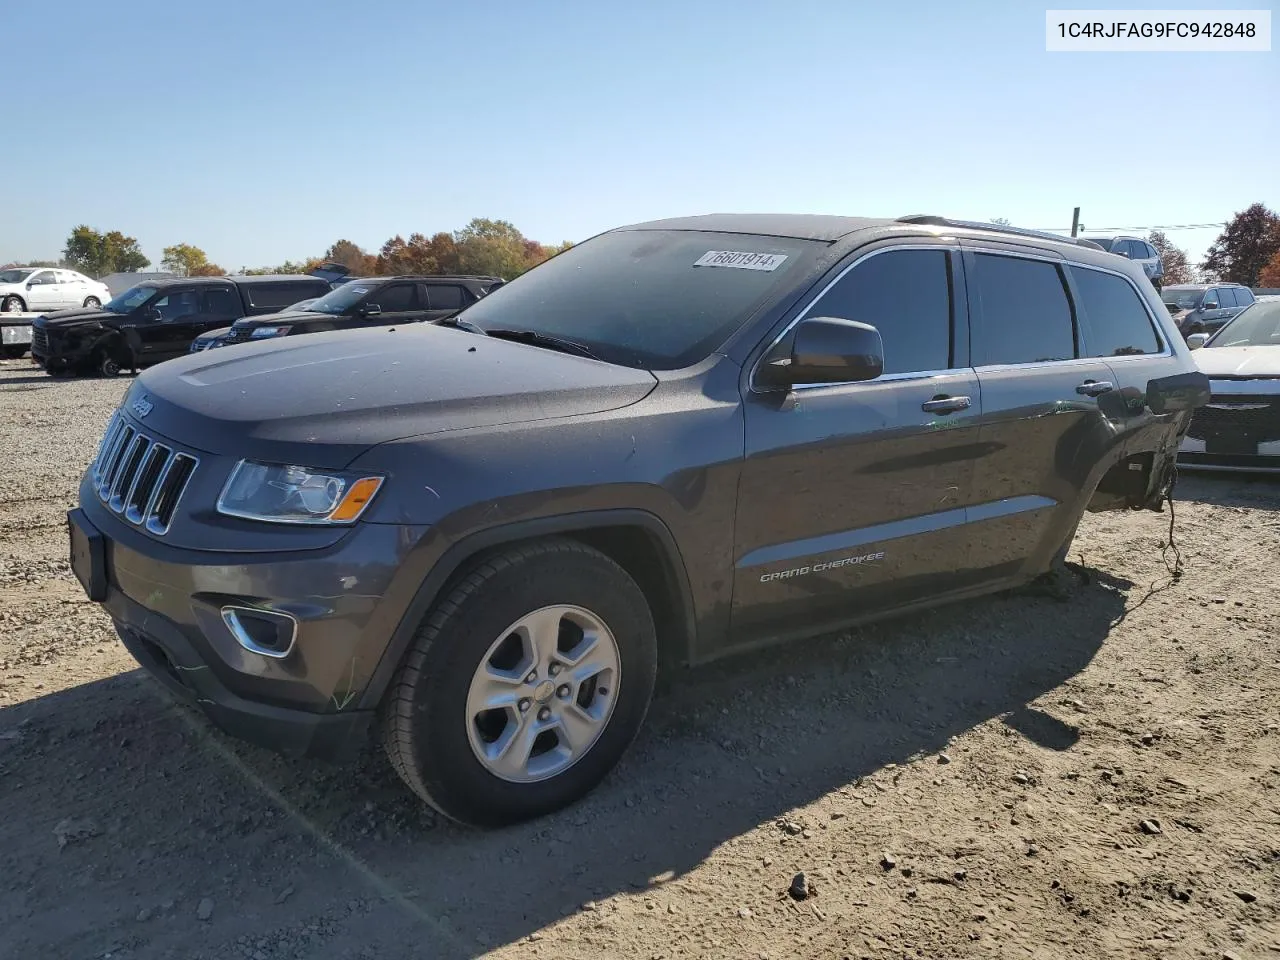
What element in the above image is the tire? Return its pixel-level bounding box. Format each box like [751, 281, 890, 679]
[1, 295, 25, 313]
[83, 297, 101, 309]
[0, 345, 27, 359]
[381, 538, 657, 827]
[97, 350, 123, 377]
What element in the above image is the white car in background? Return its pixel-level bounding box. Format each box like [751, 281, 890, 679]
[0, 268, 111, 313]
[1179, 298, 1280, 472]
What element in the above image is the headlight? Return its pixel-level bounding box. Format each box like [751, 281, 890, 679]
[250, 325, 291, 339]
[216, 461, 384, 524]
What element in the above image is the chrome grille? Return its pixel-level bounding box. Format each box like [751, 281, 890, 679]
[92, 414, 199, 535]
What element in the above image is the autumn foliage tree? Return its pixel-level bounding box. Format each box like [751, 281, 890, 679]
[161, 243, 224, 277]
[1259, 250, 1280, 288]
[1148, 230, 1194, 285]
[1201, 203, 1280, 286]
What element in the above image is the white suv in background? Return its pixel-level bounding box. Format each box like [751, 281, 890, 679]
[0, 268, 112, 313]
[1081, 236, 1164, 288]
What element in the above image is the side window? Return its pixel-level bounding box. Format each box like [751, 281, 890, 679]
[805, 248, 952, 375]
[243, 283, 323, 310]
[1237, 288, 1255, 306]
[32, 270, 56, 285]
[971, 253, 1076, 365]
[1072, 267, 1162, 357]
[369, 283, 418, 312]
[1219, 288, 1238, 308]
[202, 287, 240, 318]
[426, 285, 465, 310]
[153, 290, 201, 321]
[1135, 242, 1152, 259]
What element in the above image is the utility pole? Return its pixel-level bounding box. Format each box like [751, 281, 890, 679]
[1070, 207, 1081, 238]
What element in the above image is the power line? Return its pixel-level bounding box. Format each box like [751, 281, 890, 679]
[1032, 222, 1225, 233]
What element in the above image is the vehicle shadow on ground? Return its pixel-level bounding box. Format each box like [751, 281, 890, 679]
[0, 574, 1129, 959]
[1174, 471, 1280, 510]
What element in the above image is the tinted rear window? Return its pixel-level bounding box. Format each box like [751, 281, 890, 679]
[1072, 266, 1161, 357]
[459, 230, 817, 369]
[971, 254, 1076, 365]
[1218, 288, 1238, 308]
[426, 285, 466, 310]
[242, 280, 328, 309]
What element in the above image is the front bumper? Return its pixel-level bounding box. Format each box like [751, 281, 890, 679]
[1178, 390, 1280, 473]
[73, 478, 433, 760]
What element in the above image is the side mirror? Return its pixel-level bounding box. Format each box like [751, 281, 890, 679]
[1186, 333, 1209, 349]
[360, 303, 382, 317]
[1202, 300, 1218, 310]
[759, 317, 884, 388]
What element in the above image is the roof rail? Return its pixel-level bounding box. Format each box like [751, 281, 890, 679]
[895, 215, 1107, 251]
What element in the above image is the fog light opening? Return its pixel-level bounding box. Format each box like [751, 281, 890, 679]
[221, 606, 298, 659]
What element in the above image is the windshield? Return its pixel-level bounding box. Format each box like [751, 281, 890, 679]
[302, 280, 374, 315]
[0, 269, 35, 284]
[457, 230, 816, 368]
[1161, 287, 1203, 309]
[103, 285, 157, 312]
[1207, 302, 1280, 348]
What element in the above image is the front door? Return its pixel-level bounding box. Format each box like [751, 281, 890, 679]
[25, 271, 61, 311]
[732, 244, 984, 644]
[960, 246, 1125, 583]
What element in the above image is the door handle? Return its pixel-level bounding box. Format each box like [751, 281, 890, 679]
[921, 395, 972, 414]
[1076, 380, 1114, 396]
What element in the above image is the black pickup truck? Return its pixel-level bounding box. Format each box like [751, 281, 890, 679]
[189, 275, 505, 353]
[31, 274, 332, 376]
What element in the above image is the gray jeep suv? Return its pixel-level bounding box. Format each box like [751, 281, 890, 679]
[69, 214, 1208, 826]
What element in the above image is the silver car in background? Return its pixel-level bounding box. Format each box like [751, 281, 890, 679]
[1180, 298, 1280, 472]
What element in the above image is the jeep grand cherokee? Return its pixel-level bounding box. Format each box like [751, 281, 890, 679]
[69, 214, 1209, 826]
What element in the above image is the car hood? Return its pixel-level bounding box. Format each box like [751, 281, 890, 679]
[1194, 346, 1280, 379]
[36, 309, 122, 329]
[124, 324, 659, 468]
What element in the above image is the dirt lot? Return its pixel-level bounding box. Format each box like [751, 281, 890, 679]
[1, 358, 1278, 960]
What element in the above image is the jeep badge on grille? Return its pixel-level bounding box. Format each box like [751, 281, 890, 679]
[131, 396, 153, 418]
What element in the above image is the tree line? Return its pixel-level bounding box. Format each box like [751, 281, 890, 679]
[7, 205, 1278, 287]
[2, 218, 574, 283]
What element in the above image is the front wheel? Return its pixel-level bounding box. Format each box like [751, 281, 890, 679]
[1, 295, 25, 313]
[97, 350, 123, 377]
[83, 297, 101, 309]
[381, 538, 657, 827]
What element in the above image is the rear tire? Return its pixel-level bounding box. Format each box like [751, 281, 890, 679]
[1, 295, 25, 313]
[380, 538, 657, 827]
[83, 297, 101, 309]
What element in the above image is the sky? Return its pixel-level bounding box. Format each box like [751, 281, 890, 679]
[2, 0, 1275, 271]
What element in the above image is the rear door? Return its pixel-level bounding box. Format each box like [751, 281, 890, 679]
[732, 242, 984, 643]
[1070, 260, 1187, 455]
[421, 282, 470, 321]
[147, 287, 208, 360]
[962, 245, 1124, 583]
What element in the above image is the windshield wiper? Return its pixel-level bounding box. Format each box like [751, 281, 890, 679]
[435, 314, 488, 335]
[479, 328, 601, 361]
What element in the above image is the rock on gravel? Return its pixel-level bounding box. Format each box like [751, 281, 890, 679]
[788, 872, 811, 901]
[197, 897, 215, 921]
[52, 817, 100, 849]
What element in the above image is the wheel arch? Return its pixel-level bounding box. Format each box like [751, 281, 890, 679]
[358, 510, 698, 711]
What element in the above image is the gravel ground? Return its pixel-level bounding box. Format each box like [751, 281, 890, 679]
[1, 357, 1278, 960]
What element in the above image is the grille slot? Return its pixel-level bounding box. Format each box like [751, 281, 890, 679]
[91, 414, 199, 536]
[31, 326, 48, 355]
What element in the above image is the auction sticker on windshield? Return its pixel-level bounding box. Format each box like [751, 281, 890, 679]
[693, 251, 789, 271]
